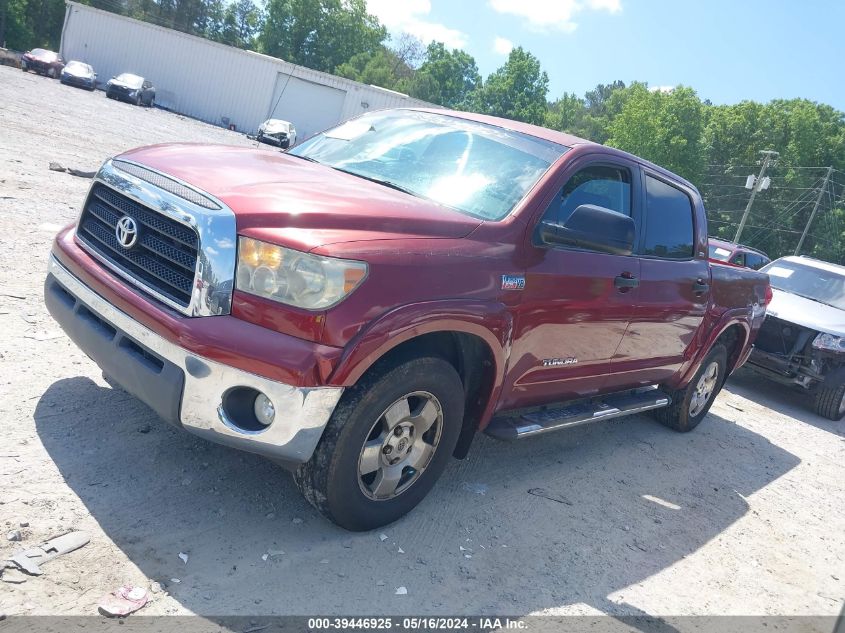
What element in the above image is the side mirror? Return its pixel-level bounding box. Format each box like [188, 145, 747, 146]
[538, 204, 635, 256]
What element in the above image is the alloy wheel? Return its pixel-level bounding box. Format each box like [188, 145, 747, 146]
[357, 391, 443, 501]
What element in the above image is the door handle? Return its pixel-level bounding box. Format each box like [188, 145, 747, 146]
[614, 274, 639, 290]
[693, 280, 710, 294]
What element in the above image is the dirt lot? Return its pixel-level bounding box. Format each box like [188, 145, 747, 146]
[1, 65, 844, 620]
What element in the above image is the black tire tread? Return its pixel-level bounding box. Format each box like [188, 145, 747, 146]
[813, 382, 845, 421]
[654, 343, 728, 432]
[294, 356, 464, 531]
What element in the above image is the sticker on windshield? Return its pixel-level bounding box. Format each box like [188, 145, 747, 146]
[325, 120, 373, 141]
[766, 266, 794, 278]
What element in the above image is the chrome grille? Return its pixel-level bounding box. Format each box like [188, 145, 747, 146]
[76, 183, 199, 307]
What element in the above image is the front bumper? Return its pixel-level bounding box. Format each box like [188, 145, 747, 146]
[45, 255, 343, 464]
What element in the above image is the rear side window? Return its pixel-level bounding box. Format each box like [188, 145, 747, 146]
[745, 253, 768, 270]
[643, 176, 694, 259]
[544, 165, 631, 226]
[731, 252, 746, 266]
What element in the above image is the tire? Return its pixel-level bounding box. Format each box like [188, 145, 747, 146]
[295, 356, 465, 531]
[813, 380, 845, 421]
[654, 343, 727, 432]
[134, 95, 141, 106]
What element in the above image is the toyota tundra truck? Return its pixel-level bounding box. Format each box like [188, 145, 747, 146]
[44, 108, 771, 530]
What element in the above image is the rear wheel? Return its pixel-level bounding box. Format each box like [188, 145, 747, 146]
[813, 380, 845, 421]
[295, 356, 464, 531]
[654, 344, 727, 432]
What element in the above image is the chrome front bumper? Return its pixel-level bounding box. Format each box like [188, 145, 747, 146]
[46, 256, 343, 464]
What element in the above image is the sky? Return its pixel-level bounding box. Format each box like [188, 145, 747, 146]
[365, 0, 845, 110]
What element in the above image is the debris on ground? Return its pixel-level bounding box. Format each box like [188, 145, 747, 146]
[97, 585, 149, 617]
[461, 482, 489, 495]
[149, 581, 163, 594]
[292, 518, 303, 525]
[395, 586, 407, 595]
[379, 533, 388, 542]
[178, 552, 188, 565]
[169, 578, 181, 584]
[0, 568, 29, 584]
[397, 547, 405, 554]
[6, 530, 21, 542]
[267, 549, 285, 558]
[527, 487, 573, 506]
[47, 162, 97, 178]
[3, 531, 90, 575]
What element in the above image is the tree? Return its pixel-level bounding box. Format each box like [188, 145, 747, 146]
[470, 47, 548, 125]
[410, 41, 480, 109]
[335, 47, 411, 92]
[259, 0, 386, 74]
[216, 0, 262, 48]
[606, 83, 706, 183]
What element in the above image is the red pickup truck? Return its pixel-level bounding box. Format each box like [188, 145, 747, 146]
[44, 108, 770, 530]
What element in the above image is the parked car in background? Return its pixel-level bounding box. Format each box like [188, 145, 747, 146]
[257, 119, 297, 148]
[106, 73, 155, 106]
[44, 108, 771, 530]
[20, 48, 64, 78]
[708, 237, 771, 270]
[60, 61, 97, 91]
[748, 256, 845, 420]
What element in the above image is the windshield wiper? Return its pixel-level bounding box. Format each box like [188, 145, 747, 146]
[287, 153, 320, 163]
[331, 168, 420, 197]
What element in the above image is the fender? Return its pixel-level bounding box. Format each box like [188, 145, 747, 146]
[670, 307, 752, 390]
[328, 299, 513, 428]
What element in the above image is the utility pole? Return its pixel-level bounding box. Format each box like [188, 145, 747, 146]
[734, 150, 778, 243]
[794, 166, 833, 256]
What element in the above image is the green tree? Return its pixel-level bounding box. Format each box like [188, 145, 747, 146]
[410, 41, 480, 109]
[216, 0, 262, 48]
[259, 0, 386, 74]
[606, 83, 706, 182]
[470, 47, 548, 125]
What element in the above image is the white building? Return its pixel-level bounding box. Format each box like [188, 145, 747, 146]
[59, 1, 433, 139]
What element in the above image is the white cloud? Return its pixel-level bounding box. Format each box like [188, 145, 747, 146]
[649, 85, 675, 93]
[489, 0, 621, 32]
[493, 36, 514, 55]
[367, 0, 468, 49]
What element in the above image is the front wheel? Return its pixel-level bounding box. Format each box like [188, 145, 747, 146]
[813, 380, 845, 421]
[295, 356, 464, 531]
[654, 343, 727, 432]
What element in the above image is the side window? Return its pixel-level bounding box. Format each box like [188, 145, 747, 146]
[745, 253, 766, 270]
[643, 176, 695, 259]
[731, 252, 746, 267]
[543, 164, 632, 226]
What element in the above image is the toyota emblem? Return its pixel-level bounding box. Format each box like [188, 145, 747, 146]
[115, 216, 138, 249]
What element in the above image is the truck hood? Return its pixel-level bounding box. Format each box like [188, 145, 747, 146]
[766, 288, 845, 336]
[117, 143, 483, 250]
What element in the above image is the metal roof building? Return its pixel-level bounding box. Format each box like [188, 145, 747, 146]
[59, 1, 433, 138]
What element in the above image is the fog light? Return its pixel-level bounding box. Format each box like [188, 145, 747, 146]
[254, 393, 275, 426]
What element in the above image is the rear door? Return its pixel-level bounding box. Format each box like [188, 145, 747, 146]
[502, 156, 643, 409]
[610, 171, 709, 387]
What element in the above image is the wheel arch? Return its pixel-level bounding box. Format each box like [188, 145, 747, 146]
[328, 302, 513, 458]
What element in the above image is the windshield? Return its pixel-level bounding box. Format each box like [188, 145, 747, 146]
[31, 49, 57, 61]
[116, 73, 143, 89]
[66, 61, 91, 73]
[289, 110, 568, 220]
[762, 259, 845, 311]
[708, 243, 733, 262]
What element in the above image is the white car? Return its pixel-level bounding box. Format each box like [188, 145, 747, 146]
[257, 119, 297, 149]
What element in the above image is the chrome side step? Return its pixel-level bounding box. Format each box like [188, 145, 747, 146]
[484, 388, 671, 441]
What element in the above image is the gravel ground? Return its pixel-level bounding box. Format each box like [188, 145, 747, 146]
[1, 65, 844, 620]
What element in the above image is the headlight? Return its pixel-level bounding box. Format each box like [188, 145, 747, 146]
[812, 332, 845, 353]
[235, 237, 367, 310]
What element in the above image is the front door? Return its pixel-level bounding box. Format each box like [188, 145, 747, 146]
[501, 159, 642, 410]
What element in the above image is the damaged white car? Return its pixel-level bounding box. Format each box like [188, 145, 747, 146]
[748, 256, 845, 420]
[257, 118, 297, 149]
